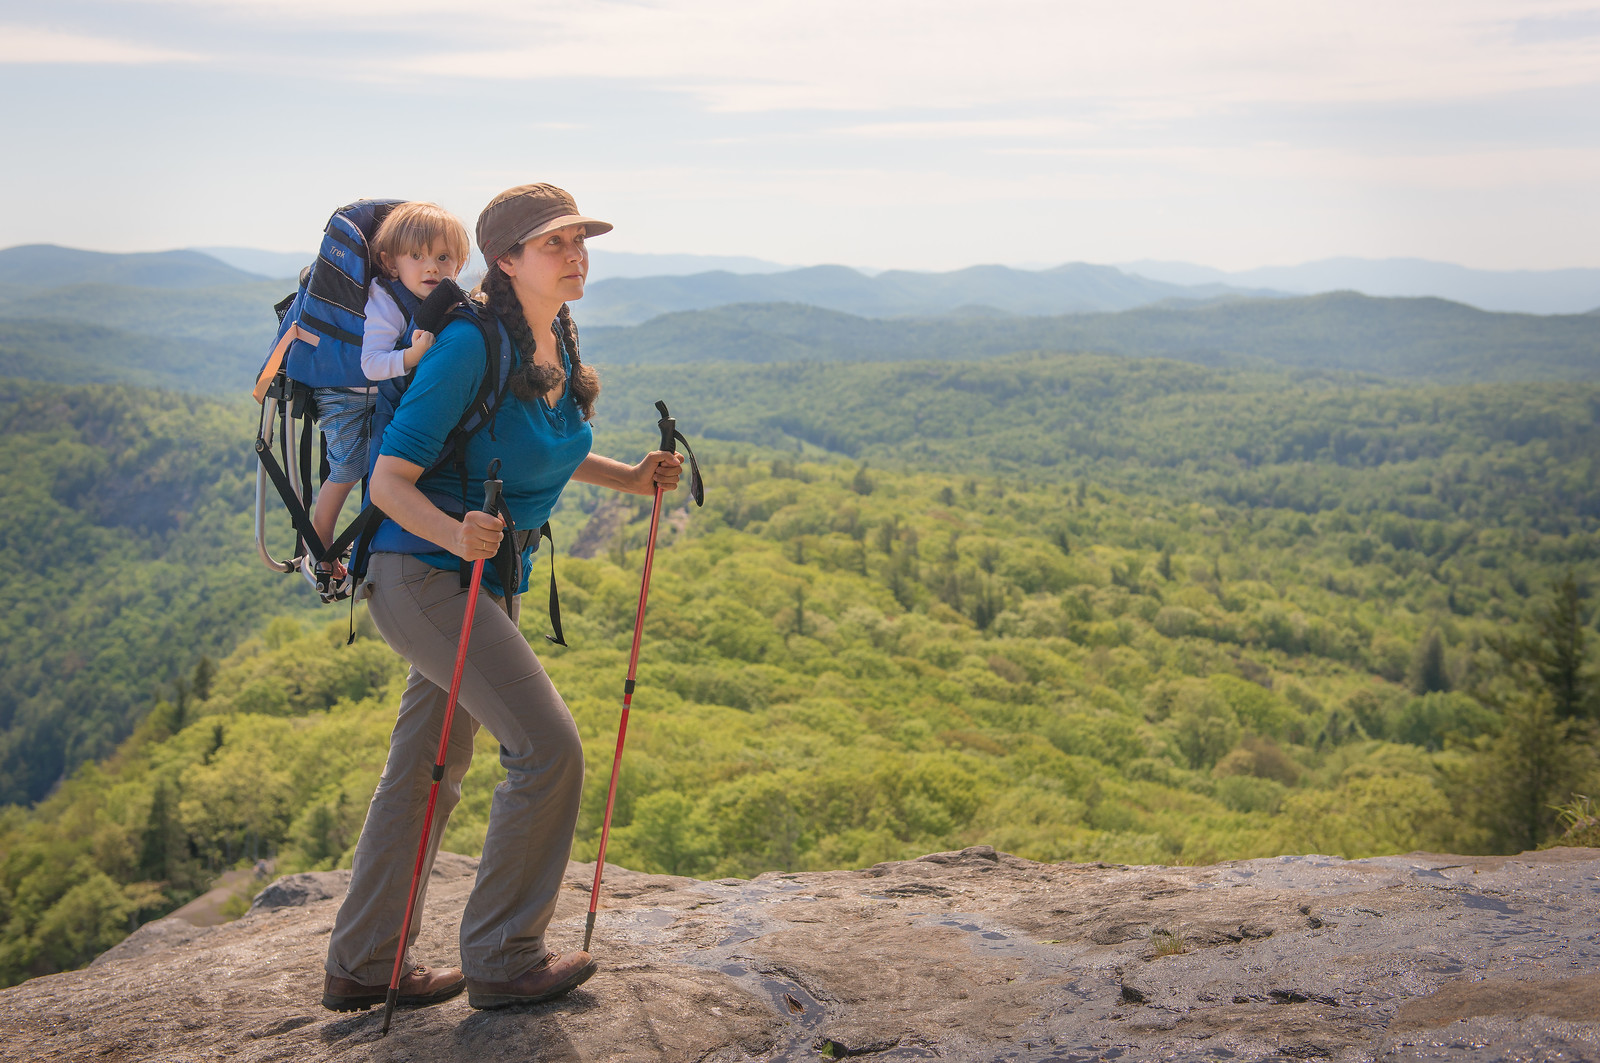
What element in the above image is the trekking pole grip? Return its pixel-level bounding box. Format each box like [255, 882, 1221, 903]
[483, 457, 503, 515]
[654, 400, 677, 455]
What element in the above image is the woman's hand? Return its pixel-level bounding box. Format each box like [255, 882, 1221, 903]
[634, 451, 683, 495]
[572, 452, 682, 496]
[452, 510, 506, 562]
[372, 454, 504, 561]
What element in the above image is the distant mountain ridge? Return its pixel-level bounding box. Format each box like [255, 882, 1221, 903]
[0, 244, 1595, 392]
[0, 245, 266, 289]
[1121, 256, 1600, 316]
[579, 262, 1279, 325]
[581, 293, 1600, 383]
[587, 249, 791, 281]
[10, 243, 1598, 315]
[189, 246, 313, 280]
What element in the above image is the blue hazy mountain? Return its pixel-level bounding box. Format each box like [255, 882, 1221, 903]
[189, 247, 791, 284]
[189, 246, 313, 280]
[2, 245, 1595, 392]
[0, 245, 266, 289]
[1120, 257, 1600, 316]
[587, 250, 792, 281]
[579, 262, 1275, 325]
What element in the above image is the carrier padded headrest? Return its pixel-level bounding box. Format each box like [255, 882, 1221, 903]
[413, 277, 467, 334]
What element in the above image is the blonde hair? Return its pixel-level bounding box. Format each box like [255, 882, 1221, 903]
[371, 202, 471, 277]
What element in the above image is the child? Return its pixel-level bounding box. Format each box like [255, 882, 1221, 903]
[306, 201, 471, 594]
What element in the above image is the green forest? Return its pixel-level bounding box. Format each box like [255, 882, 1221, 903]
[0, 348, 1596, 987]
[583, 295, 1600, 381]
[0, 381, 311, 805]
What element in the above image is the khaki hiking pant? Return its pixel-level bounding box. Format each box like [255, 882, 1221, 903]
[325, 551, 584, 985]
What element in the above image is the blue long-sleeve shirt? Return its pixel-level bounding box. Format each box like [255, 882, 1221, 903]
[371, 317, 592, 596]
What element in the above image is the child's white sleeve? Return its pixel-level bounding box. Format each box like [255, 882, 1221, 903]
[360, 281, 409, 380]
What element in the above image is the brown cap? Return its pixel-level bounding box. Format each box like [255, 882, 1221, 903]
[475, 183, 612, 262]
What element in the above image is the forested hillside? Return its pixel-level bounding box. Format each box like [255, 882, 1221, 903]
[0, 381, 310, 805]
[596, 354, 1600, 524]
[0, 281, 288, 394]
[582, 295, 1600, 381]
[1, 449, 1594, 986]
[3, 360, 1597, 807]
[0, 332, 1595, 988]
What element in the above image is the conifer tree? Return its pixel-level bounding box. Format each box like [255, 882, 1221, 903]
[1533, 571, 1593, 720]
[1476, 692, 1590, 852]
[1410, 629, 1450, 695]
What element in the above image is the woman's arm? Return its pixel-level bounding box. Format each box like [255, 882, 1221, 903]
[572, 451, 683, 495]
[370, 454, 504, 561]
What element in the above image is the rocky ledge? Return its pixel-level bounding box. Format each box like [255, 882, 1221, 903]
[3, 846, 1599, 1062]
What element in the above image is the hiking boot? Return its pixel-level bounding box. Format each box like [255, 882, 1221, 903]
[465, 951, 598, 1009]
[321, 965, 465, 1012]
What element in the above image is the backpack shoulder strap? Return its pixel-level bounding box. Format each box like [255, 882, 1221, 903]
[347, 305, 511, 600]
[376, 277, 421, 337]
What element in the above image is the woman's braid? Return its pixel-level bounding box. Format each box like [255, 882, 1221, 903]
[475, 260, 600, 421]
[556, 303, 601, 420]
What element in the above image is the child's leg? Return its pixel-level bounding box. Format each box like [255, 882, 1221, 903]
[310, 386, 373, 566]
[311, 480, 359, 560]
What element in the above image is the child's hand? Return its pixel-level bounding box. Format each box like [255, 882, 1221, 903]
[401, 330, 436, 371]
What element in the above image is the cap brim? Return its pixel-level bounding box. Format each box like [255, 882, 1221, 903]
[517, 214, 613, 246]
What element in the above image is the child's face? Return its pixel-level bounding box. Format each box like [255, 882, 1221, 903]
[385, 241, 462, 300]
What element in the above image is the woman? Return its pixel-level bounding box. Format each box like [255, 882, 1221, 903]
[321, 183, 682, 1012]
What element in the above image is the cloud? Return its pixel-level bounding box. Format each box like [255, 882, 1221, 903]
[990, 142, 1600, 192]
[14, 0, 1600, 269]
[276, 0, 1600, 113]
[0, 25, 200, 64]
[84, 0, 1600, 113]
[1514, 7, 1600, 43]
[833, 118, 1106, 141]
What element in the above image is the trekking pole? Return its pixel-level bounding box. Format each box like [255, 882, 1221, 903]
[584, 402, 680, 953]
[380, 458, 504, 1038]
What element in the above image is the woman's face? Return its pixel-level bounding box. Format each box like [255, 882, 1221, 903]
[499, 224, 588, 304]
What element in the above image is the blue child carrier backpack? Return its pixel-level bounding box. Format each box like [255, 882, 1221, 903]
[251, 198, 408, 596]
[250, 203, 571, 643]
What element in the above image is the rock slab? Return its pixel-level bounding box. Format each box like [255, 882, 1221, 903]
[3, 846, 1600, 1062]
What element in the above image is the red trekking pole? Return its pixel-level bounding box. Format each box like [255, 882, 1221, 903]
[584, 402, 699, 952]
[380, 459, 504, 1037]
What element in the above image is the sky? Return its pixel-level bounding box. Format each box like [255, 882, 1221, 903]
[1, 0, 1598, 272]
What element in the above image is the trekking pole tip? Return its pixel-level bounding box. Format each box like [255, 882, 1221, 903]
[583, 910, 596, 953]
[379, 986, 398, 1036]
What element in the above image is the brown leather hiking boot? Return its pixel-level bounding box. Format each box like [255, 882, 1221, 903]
[321, 965, 466, 1012]
[465, 951, 598, 1009]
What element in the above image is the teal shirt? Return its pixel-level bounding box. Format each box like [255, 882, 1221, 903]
[373, 318, 592, 596]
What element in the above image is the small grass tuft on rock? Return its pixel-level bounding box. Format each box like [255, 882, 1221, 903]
[1150, 929, 1186, 957]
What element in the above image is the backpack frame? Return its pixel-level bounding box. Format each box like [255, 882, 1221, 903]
[253, 199, 405, 578]
[252, 216, 569, 643]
